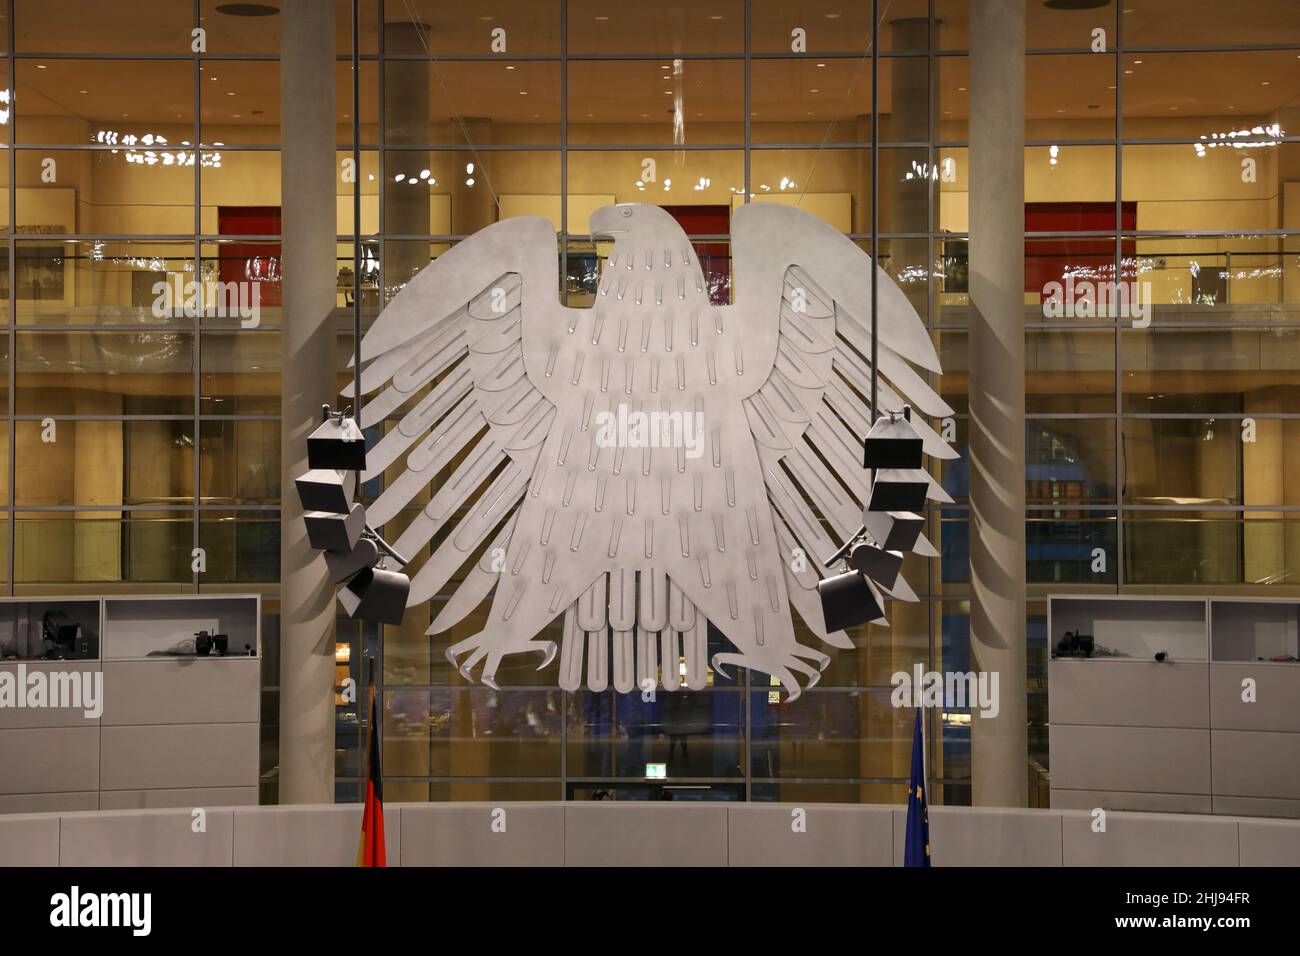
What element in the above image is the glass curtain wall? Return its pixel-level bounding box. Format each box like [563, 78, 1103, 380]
[4, 0, 1299, 807]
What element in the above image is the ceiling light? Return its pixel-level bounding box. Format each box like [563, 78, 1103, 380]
[505, 65, 515, 71]
[817, 63, 826, 68]
[466, 162, 474, 174]
[1133, 59, 1143, 64]
[519, 90, 528, 95]
[36, 64, 46, 69]
[810, 89, 820, 93]
[595, 15, 608, 20]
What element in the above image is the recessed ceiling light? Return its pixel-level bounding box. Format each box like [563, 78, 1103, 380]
[1124, 69, 1133, 74]
[78, 89, 88, 94]
[709, 15, 723, 20]
[1261, 80, 1270, 85]
[226, 91, 237, 96]
[595, 15, 608, 20]
[826, 13, 840, 18]
[505, 65, 515, 70]
[1133, 59, 1143, 64]
[519, 90, 528, 95]
[957, 87, 966, 92]
[810, 89, 820, 93]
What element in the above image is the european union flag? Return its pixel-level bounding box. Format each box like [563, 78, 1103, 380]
[904, 708, 931, 867]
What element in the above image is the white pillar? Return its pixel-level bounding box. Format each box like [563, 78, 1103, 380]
[968, 0, 1028, 807]
[278, 0, 338, 804]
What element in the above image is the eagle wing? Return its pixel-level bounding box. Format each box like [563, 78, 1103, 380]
[730, 202, 957, 649]
[344, 216, 563, 624]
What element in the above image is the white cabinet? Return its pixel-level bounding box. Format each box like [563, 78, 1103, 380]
[0, 594, 261, 814]
[1048, 595, 1300, 818]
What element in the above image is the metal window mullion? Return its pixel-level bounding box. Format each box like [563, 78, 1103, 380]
[7, 1, 15, 597]
[1114, 10, 1125, 594]
[192, 0, 202, 593]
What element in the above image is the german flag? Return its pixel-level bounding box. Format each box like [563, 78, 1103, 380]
[356, 673, 386, 867]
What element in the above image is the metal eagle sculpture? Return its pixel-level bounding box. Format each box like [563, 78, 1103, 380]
[336, 202, 955, 701]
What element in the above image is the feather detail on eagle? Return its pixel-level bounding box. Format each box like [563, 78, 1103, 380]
[338, 202, 955, 701]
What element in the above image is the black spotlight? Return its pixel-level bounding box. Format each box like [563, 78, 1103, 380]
[304, 502, 366, 552]
[334, 528, 412, 626]
[339, 565, 411, 626]
[862, 509, 924, 552]
[848, 540, 904, 589]
[308, 405, 367, 471]
[866, 468, 930, 513]
[817, 569, 884, 633]
[324, 536, 381, 584]
[294, 468, 355, 514]
[863, 405, 922, 469]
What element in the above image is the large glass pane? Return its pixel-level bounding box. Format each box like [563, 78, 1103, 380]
[14, 512, 194, 585]
[567, 0, 740, 55]
[200, 331, 279, 414]
[1123, 327, 1300, 415]
[198, 509, 280, 584]
[15, 59, 195, 146]
[199, 419, 280, 505]
[16, 149, 196, 234]
[750, 59, 871, 145]
[568, 689, 744, 779]
[16, 1, 193, 54]
[1027, 54, 1115, 141]
[1123, 4, 1300, 53]
[750, 688, 908, 780]
[13, 241, 195, 326]
[382, 60, 561, 147]
[16, 419, 195, 506]
[1124, 235, 1300, 321]
[568, 60, 743, 146]
[16, 330, 194, 415]
[1122, 143, 1296, 235]
[199, 60, 279, 145]
[1123, 417, 1240, 505]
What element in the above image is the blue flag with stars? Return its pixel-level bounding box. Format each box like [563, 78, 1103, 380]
[904, 708, 931, 867]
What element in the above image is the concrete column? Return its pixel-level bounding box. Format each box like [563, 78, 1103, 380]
[967, 0, 1027, 807]
[278, 0, 338, 805]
